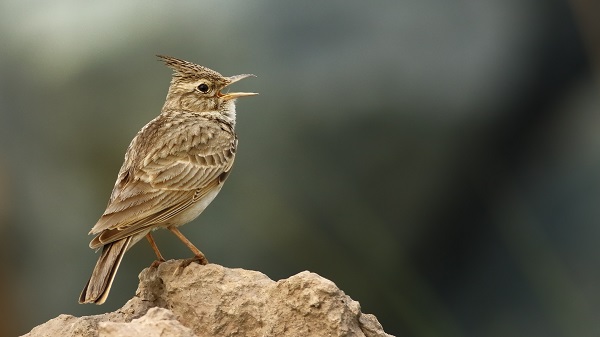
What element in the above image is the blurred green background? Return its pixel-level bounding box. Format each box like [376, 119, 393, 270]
[0, 1, 598, 336]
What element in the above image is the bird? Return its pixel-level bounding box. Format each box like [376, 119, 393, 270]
[79, 55, 257, 304]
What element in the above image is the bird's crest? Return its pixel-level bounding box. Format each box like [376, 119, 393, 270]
[157, 55, 224, 82]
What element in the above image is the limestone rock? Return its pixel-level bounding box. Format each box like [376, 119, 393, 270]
[99, 307, 197, 337]
[22, 261, 394, 337]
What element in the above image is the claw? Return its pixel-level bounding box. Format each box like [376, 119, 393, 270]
[182, 255, 209, 268]
[173, 256, 208, 276]
[150, 259, 166, 268]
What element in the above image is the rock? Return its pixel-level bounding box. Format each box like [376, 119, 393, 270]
[99, 307, 197, 337]
[22, 261, 394, 337]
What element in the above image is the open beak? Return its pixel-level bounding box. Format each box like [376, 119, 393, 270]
[219, 74, 258, 101]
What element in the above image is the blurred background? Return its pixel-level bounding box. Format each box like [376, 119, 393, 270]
[0, 0, 598, 336]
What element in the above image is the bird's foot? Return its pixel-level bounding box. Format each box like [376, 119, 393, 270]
[173, 255, 208, 276]
[181, 255, 209, 268]
[150, 258, 166, 268]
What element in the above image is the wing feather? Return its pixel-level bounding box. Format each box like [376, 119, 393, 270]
[88, 121, 236, 248]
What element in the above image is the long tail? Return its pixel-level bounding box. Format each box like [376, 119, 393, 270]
[79, 237, 131, 305]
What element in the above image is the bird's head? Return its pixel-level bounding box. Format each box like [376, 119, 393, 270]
[158, 55, 257, 117]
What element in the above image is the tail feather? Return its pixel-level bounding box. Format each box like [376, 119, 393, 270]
[79, 237, 131, 304]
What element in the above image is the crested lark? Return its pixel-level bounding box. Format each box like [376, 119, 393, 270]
[79, 55, 257, 304]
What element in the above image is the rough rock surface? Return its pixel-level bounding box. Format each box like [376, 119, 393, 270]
[22, 261, 394, 337]
[99, 307, 197, 337]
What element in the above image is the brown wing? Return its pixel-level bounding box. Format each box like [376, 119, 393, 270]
[88, 122, 236, 249]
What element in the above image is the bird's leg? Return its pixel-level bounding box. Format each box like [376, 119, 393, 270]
[146, 233, 166, 267]
[167, 226, 209, 265]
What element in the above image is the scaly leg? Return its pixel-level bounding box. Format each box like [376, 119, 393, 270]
[167, 226, 209, 265]
[146, 233, 166, 267]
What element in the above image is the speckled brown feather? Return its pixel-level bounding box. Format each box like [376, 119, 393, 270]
[88, 119, 237, 247]
[79, 55, 255, 304]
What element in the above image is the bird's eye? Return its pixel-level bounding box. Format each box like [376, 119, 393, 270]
[197, 83, 210, 93]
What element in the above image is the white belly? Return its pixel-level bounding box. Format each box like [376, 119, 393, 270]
[163, 184, 224, 228]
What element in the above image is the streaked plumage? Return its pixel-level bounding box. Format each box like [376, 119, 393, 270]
[79, 55, 256, 304]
